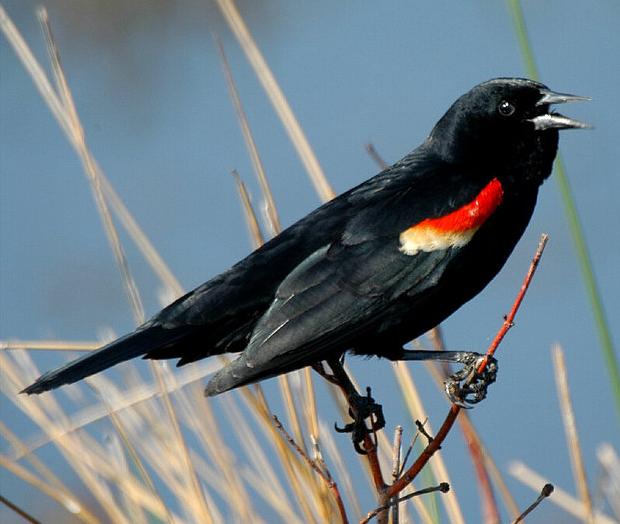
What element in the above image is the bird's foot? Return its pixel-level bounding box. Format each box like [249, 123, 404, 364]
[335, 386, 385, 454]
[444, 353, 498, 408]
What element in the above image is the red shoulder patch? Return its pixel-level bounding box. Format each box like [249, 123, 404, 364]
[400, 177, 504, 255]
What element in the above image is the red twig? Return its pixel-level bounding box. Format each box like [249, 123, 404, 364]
[480, 234, 548, 367]
[386, 234, 549, 498]
[430, 324, 501, 521]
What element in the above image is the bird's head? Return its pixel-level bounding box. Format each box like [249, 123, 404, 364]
[428, 78, 590, 186]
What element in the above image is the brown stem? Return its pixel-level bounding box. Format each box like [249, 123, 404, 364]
[387, 234, 549, 499]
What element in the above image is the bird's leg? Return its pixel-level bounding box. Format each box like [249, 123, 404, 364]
[390, 349, 498, 408]
[315, 358, 385, 454]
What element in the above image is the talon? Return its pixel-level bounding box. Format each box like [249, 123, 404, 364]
[354, 441, 368, 455]
[335, 388, 386, 454]
[334, 421, 356, 433]
[444, 354, 498, 407]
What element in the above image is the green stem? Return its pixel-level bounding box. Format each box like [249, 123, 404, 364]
[507, 0, 620, 418]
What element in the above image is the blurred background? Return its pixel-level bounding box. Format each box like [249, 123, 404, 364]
[1, 1, 618, 522]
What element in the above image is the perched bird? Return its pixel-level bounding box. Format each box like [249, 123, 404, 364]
[23, 78, 588, 408]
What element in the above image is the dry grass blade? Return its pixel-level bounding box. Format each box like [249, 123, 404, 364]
[390, 426, 403, 524]
[179, 383, 255, 521]
[318, 420, 363, 520]
[220, 394, 300, 521]
[2, 7, 182, 302]
[2, 355, 132, 523]
[223, 49, 322, 455]
[0, 456, 91, 523]
[230, 171, 311, 458]
[5, 4, 180, 309]
[99, 175, 185, 298]
[231, 167, 329, 515]
[243, 385, 330, 523]
[37, 7, 145, 325]
[217, 38, 281, 235]
[232, 170, 265, 248]
[552, 344, 595, 524]
[10, 360, 220, 460]
[508, 462, 615, 523]
[302, 368, 321, 462]
[0, 6, 70, 137]
[596, 444, 620, 518]
[37, 10, 212, 521]
[0, 340, 100, 351]
[91, 387, 174, 524]
[214, 0, 335, 203]
[273, 416, 349, 524]
[149, 364, 214, 523]
[0, 422, 98, 523]
[460, 412, 519, 520]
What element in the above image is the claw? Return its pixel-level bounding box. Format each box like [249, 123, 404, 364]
[334, 421, 356, 433]
[335, 387, 385, 454]
[444, 354, 498, 406]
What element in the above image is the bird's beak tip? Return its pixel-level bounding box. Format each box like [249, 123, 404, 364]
[536, 89, 591, 107]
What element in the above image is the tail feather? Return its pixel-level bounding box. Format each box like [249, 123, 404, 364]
[21, 325, 181, 395]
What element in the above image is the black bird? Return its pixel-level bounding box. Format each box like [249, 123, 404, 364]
[23, 78, 588, 408]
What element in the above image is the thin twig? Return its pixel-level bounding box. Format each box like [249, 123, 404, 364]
[509, 461, 616, 524]
[360, 483, 450, 524]
[273, 416, 349, 524]
[511, 483, 554, 523]
[387, 234, 549, 498]
[0, 494, 42, 524]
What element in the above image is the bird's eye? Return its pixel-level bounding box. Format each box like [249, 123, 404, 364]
[498, 100, 516, 116]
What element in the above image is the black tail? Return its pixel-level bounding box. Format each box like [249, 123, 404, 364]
[21, 325, 182, 395]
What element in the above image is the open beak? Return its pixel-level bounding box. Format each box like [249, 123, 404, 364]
[530, 88, 591, 130]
